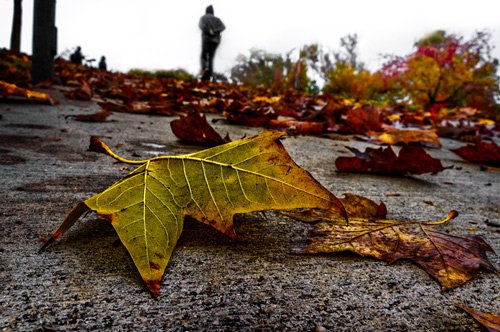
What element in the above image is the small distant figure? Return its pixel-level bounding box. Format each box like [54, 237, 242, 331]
[70, 46, 84, 65]
[99, 56, 107, 70]
[199, 5, 225, 81]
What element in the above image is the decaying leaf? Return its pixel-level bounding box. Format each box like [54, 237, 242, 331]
[268, 119, 325, 136]
[64, 80, 93, 101]
[0, 81, 57, 104]
[40, 130, 347, 298]
[457, 304, 500, 332]
[450, 141, 500, 166]
[287, 194, 496, 290]
[73, 110, 112, 122]
[170, 111, 230, 146]
[371, 129, 441, 148]
[335, 145, 445, 175]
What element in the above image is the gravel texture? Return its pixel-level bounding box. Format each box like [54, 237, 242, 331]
[0, 89, 499, 331]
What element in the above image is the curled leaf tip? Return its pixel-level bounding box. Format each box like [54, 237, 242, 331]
[421, 210, 459, 225]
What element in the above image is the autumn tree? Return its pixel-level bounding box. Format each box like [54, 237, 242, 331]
[230, 48, 314, 92]
[10, 0, 22, 52]
[302, 35, 390, 101]
[380, 30, 499, 114]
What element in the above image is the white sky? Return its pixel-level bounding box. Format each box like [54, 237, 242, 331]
[1, 0, 500, 76]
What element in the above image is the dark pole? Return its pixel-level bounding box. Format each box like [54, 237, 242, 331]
[31, 0, 57, 84]
[10, 0, 22, 52]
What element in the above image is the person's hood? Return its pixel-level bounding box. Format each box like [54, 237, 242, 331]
[206, 5, 214, 14]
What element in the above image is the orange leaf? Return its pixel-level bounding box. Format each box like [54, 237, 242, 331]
[0, 81, 57, 105]
[373, 129, 441, 148]
[458, 304, 500, 332]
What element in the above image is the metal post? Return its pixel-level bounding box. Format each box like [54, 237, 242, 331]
[31, 0, 57, 84]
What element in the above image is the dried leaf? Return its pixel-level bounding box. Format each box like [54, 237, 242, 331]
[457, 304, 500, 332]
[335, 145, 445, 175]
[450, 141, 500, 166]
[0, 81, 57, 105]
[288, 194, 496, 290]
[73, 110, 112, 122]
[372, 129, 441, 148]
[170, 111, 230, 146]
[64, 80, 92, 101]
[40, 130, 347, 298]
[343, 106, 383, 133]
[268, 119, 325, 136]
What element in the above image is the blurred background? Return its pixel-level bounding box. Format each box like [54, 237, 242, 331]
[1, 0, 499, 76]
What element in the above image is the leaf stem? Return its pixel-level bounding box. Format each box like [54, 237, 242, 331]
[89, 136, 149, 164]
[420, 210, 459, 225]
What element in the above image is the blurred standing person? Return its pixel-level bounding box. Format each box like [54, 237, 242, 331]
[70, 46, 83, 65]
[99, 56, 107, 70]
[199, 5, 225, 81]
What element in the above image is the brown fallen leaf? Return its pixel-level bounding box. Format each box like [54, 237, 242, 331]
[450, 141, 500, 166]
[268, 119, 325, 136]
[335, 145, 445, 175]
[371, 129, 441, 148]
[73, 110, 112, 122]
[64, 80, 92, 101]
[287, 194, 496, 291]
[0, 81, 57, 105]
[457, 304, 500, 332]
[40, 130, 347, 298]
[170, 110, 230, 146]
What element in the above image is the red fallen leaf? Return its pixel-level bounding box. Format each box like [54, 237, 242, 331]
[342, 105, 384, 134]
[73, 110, 112, 122]
[369, 129, 441, 148]
[450, 141, 500, 166]
[170, 111, 230, 146]
[457, 304, 500, 332]
[308, 98, 347, 128]
[225, 101, 278, 127]
[287, 194, 497, 291]
[0, 81, 57, 105]
[98, 101, 127, 112]
[268, 119, 325, 136]
[335, 145, 445, 175]
[64, 80, 92, 101]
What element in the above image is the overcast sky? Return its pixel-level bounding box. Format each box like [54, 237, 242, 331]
[1, 0, 499, 76]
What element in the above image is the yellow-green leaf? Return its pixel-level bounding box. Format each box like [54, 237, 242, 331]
[41, 130, 346, 298]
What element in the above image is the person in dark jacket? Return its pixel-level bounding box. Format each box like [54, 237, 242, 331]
[70, 46, 83, 65]
[98, 56, 107, 70]
[199, 5, 225, 81]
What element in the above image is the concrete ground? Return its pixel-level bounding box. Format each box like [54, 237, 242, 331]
[0, 89, 499, 331]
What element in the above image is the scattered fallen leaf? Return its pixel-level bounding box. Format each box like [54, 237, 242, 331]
[288, 194, 496, 291]
[40, 130, 347, 298]
[424, 201, 439, 207]
[457, 304, 500, 332]
[335, 145, 445, 175]
[268, 119, 325, 136]
[372, 129, 441, 148]
[450, 141, 500, 166]
[64, 80, 92, 101]
[0, 81, 57, 104]
[73, 110, 112, 122]
[170, 111, 230, 146]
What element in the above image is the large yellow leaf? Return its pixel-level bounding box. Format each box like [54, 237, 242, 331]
[41, 130, 346, 298]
